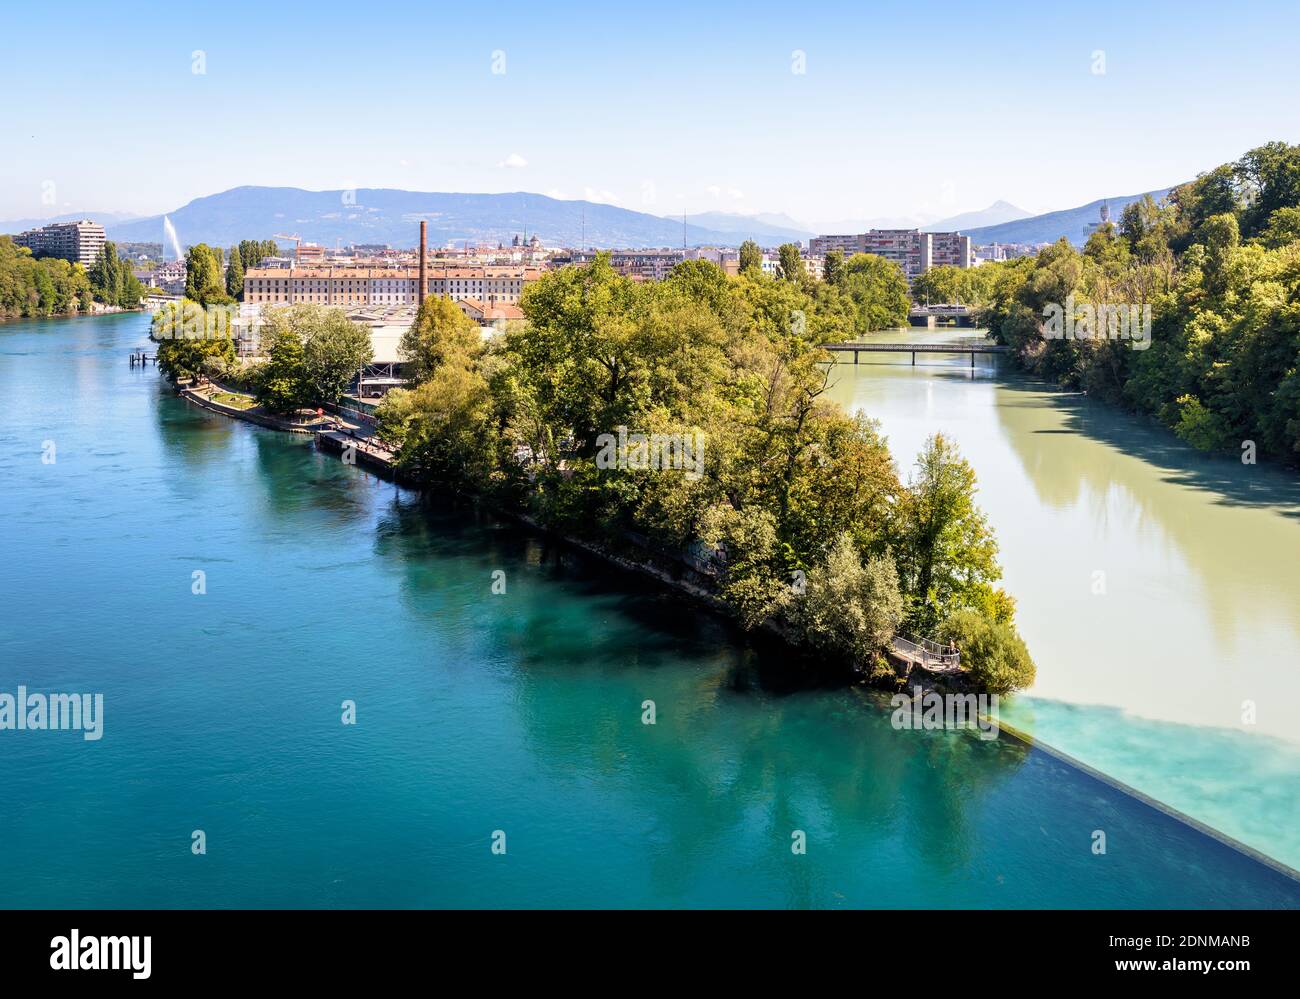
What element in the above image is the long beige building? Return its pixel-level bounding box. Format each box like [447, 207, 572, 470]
[243, 265, 544, 307]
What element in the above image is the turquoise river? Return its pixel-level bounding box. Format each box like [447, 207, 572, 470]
[0, 313, 1296, 908]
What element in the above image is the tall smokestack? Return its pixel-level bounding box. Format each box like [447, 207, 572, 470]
[418, 220, 427, 310]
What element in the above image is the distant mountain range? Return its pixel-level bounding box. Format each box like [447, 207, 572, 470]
[1, 187, 1181, 254]
[965, 190, 1173, 246]
[922, 200, 1031, 232]
[95, 187, 798, 253]
[678, 211, 814, 244]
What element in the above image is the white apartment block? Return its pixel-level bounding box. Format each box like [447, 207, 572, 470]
[809, 229, 972, 280]
[13, 219, 106, 268]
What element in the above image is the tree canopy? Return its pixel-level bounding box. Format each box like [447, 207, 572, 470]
[984, 140, 1300, 463]
[369, 260, 1033, 692]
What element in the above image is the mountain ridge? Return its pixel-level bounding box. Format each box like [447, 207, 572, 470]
[100, 187, 789, 252]
[965, 189, 1174, 246]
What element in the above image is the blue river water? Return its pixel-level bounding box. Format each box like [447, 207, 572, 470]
[0, 313, 1295, 908]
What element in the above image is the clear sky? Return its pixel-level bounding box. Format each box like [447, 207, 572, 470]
[3, 0, 1298, 227]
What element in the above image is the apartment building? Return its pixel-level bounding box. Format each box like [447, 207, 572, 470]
[243, 265, 544, 307]
[12, 219, 106, 268]
[809, 228, 972, 280]
[928, 231, 974, 269]
[806, 233, 864, 257]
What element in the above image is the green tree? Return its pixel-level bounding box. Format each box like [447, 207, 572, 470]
[895, 434, 1000, 630]
[738, 240, 763, 276]
[378, 360, 495, 485]
[86, 241, 142, 308]
[302, 310, 373, 404]
[783, 532, 903, 667]
[822, 249, 844, 286]
[776, 243, 804, 284]
[841, 253, 910, 332]
[698, 504, 787, 630]
[399, 296, 482, 384]
[150, 299, 235, 381]
[185, 244, 228, 306]
[937, 608, 1036, 694]
[255, 310, 311, 413]
[0, 237, 92, 318]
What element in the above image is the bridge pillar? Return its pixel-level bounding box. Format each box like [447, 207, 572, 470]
[970, 352, 975, 369]
[853, 350, 859, 364]
[911, 351, 916, 365]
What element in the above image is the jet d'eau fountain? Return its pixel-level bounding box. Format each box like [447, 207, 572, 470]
[162, 215, 182, 261]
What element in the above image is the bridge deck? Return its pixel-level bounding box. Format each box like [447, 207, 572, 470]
[823, 342, 1008, 353]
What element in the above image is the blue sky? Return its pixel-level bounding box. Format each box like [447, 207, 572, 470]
[2, 0, 1298, 227]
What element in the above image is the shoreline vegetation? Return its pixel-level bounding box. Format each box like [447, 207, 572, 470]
[143, 137, 1300, 696]
[0, 236, 145, 320]
[915, 141, 1300, 466]
[155, 255, 1037, 696]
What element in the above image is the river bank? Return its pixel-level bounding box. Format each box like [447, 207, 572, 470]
[0, 302, 146, 324]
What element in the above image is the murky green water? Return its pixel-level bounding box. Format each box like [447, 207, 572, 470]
[827, 330, 1300, 870]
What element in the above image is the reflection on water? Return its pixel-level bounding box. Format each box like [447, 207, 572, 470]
[826, 341, 1300, 868]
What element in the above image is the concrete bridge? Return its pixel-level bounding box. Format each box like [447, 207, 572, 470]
[909, 303, 977, 328]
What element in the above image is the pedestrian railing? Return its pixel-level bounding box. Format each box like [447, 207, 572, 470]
[892, 634, 961, 671]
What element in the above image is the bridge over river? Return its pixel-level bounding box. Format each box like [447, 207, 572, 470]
[822, 339, 1009, 367]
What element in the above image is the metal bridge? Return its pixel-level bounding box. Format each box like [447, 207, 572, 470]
[821, 340, 1009, 367]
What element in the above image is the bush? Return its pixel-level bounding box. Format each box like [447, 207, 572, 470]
[937, 608, 1036, 694]
[785, 532, 903, 665]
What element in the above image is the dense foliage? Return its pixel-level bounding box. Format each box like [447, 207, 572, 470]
[184, 244, 231, 307]
[87, 241, 144, 308]
[0, 237, 93, 318]
[150, 299, 236, 381]
[374, 256, 1034, 691]
[982, 140, 1300, 463]
[253, 305, 374, 413]
[226, 239, 278, 300]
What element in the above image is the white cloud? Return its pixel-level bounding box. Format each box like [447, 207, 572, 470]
[498, 153, 528, 169]
[705, 185, 745, 201]
[583, 187, 620, 205]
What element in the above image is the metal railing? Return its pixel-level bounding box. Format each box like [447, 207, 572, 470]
[892, 634, 961, 670]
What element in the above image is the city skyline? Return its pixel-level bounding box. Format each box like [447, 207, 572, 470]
[3, 0, 1298, 226]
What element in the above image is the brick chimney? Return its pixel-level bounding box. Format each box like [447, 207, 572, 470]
[418, 220, 427, 309]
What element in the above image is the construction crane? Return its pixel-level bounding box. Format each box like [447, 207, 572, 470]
[273, 233, 302, 263]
